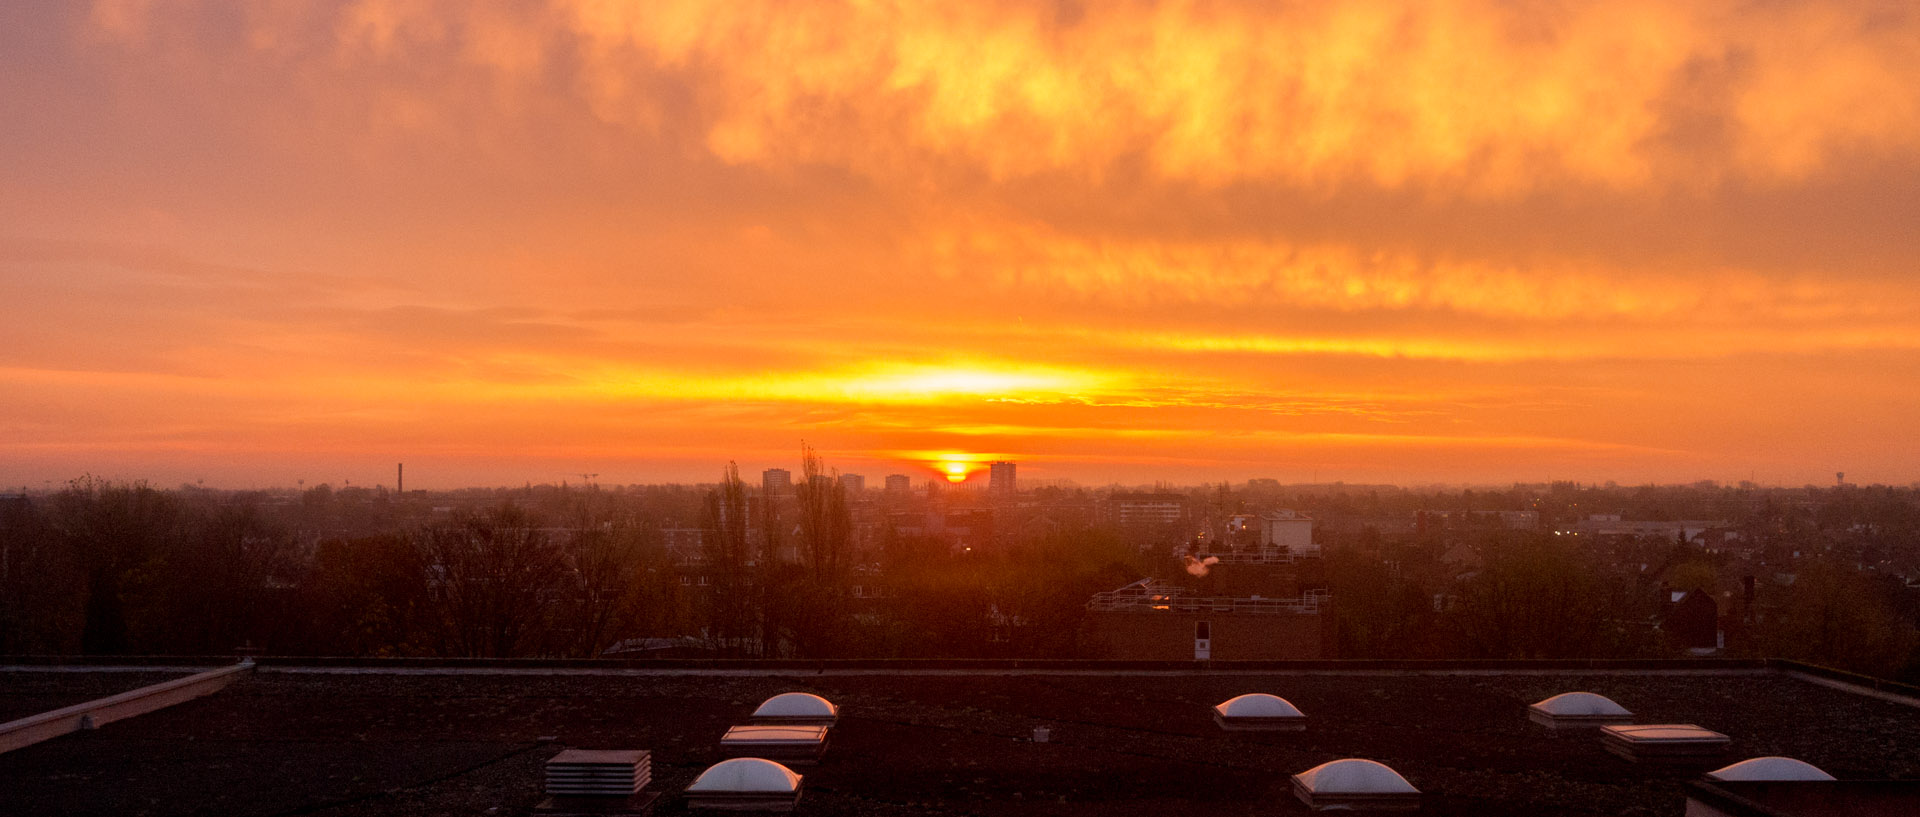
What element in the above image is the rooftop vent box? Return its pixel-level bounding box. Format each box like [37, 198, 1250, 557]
[1290, 759, 1420, 811]
[1600, 723, 1730, 763]
[538, 749, 657, 815]
[1528, 692, 1634, 730]
[684, 758, 803, 812]
[749, 693, 838, 727]
[718, 724, 831, 764]
[1213, 693, 1307, 731]
[1706, 757, 1836, 782]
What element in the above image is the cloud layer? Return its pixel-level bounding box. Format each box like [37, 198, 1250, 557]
[1, 1, 1917, 487]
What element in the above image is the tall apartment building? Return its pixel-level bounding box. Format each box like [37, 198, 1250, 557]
[762, 468, 793, 496]
[988, 461, 1016, 498]
[839, 473, 866, 494]
[884, 474, 911, 492]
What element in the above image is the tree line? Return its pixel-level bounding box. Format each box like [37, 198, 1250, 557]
[3, 473, 1915, 681]
[0, 477, 687, 658]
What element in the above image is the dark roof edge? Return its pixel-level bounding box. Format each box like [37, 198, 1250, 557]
[0, 655, 234, 669]
[1684, 780, 1920, 817]
[6, 655, 1770, 673]
[1767, 658, 1920, 707]
[1682, 780, 1801, 817]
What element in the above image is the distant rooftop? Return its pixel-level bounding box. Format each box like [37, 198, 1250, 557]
[1088, 578, 1328, 613]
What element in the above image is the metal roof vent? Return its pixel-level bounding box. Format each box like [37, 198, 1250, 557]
[1600, 724, 1730, 764]
[1528, 692, 1633, 730]
[1706, 757, 1836, 782]
[539, 749, 657, 813]
[718, 724, 831, 764]
[684, 758, 803, 812]
[750, 692, 839, 726]
[1290, 759, 1420, 811]
[1213, 693, 1307, 731]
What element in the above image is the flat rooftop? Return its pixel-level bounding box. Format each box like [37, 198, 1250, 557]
[2, 660, 1916, 816]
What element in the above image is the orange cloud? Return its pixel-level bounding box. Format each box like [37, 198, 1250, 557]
[85, 0, 1920, 195]
[555, 0, 1920, 193]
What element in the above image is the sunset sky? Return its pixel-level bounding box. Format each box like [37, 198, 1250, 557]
[4, 1, 1919, 490]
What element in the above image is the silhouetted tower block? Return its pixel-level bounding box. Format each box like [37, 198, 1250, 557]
[988, 461, 1016, 498]
[762, 468, 793, 496]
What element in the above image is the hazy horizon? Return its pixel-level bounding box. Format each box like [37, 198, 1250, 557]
[5, 461, 1901, 495]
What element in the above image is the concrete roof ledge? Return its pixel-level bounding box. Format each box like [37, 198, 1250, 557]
[0, 660, 253, 754]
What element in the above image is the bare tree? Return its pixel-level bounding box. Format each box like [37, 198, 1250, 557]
[150, 496, 298, 653]
[419, 502, 565, 657]
[302, 533, 430, 656]
[702, 462, 756, 655]
[1761, 563, 1918, 678]
[46, 478, 180, 655]
[791, 444, 853, 655]
[0, 495, 82, 654]
[561, 514, 650, 658]
[756, 464, 790, 656]
[795, 446, 852, 587]
[1448, 533, 1629, 659]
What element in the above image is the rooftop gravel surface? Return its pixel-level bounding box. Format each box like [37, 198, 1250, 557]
[1, 666, 1915, 816]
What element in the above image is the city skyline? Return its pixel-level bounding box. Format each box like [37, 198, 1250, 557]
[5, 2, 1920, 490]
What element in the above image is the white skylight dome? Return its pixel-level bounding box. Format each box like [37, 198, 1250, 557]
[685, 758, 802, 794]
[1532, 692, 1631, 718]
[1216, 693, 1305, 719]
[1528, 691, 1634, 730]
[1291, 759, 1420, 811]
[1213, 693, 1307, 731]
[751, 692, 838, 723]
[1295, 759, 1419, 794]
[684, 758, 804, 811]
[1707, 757, 1836, 782]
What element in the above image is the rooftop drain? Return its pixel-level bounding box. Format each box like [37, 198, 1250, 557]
[1600, 724, 1731, 764]
[1706, 757, 1837, 782]
[1291, 759, 1421, 811]
[718, 724, 831, 764]
[1212, 693, 1307, 731]
[684, 758, 803, 812]
[749, 692, 839, 726]
[1528, 691, 1634, 730]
